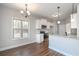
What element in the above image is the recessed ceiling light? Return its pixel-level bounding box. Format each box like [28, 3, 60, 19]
[57, 21, 61, 24]
[20, 10, 24, 14]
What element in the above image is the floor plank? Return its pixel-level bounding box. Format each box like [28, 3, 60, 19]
[0, 39, 64, 56]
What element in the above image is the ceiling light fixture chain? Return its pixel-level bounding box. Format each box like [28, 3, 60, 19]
[57, 6, 60, 20]
[25, 4, 28, 18]
[25, 4, 28, 12]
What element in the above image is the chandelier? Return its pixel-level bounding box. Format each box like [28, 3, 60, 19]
[25, 4, 31, 18]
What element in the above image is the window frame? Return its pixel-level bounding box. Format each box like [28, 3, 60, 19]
[12, 17, 29, 39]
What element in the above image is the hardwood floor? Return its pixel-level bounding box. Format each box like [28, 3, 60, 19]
[0, 39, 64, 56]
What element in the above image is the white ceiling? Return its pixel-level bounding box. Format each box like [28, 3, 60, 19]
[1, 3, 77, 22]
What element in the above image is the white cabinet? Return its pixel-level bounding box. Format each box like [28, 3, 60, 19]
[71, 13, 77, 28]
[36, 19, 53, 30]
[36, 19, 47, 29]
[66, 23, 71, 35]
[36, 34, 44, 43]
[36, 20, 41, 29]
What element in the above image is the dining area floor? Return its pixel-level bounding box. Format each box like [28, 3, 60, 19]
[0, 39, 64, 56]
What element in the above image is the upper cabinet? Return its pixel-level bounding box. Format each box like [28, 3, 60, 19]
[36, 19, 53, 30]
[71, 13, 77, 28]
[36, 20, 41, 29]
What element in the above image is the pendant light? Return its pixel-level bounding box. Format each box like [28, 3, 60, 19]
[57, 6, 61, 24]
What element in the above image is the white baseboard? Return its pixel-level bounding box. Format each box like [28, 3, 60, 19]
[0, 41, 35, 51]
[49, 46, 72, 56]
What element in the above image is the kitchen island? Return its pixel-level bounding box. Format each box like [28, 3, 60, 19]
[49, 35, 79, 56]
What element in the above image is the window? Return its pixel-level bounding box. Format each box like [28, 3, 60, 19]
[22, 21, 28, 38]
[13, 18, 28, 39]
